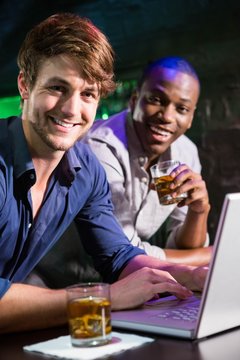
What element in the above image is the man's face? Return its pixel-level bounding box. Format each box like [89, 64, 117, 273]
[130, 67, 199, 161]
[18, 55, 100, 154]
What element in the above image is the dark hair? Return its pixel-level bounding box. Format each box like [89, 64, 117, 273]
[137, 56, 200, 89]
[17, 13, 116, 98]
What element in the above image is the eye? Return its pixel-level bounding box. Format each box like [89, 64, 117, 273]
[147, 94, 162, 105]
[177, 105, 190, 114]
[48, 85, 66, 93]
[81, 90, 99, 102]
[83, 91, 94, 98]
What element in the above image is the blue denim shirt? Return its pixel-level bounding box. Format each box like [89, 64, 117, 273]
[0, 116, 145, 296]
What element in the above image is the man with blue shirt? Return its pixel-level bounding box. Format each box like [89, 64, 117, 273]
[0, 13, 207, 333]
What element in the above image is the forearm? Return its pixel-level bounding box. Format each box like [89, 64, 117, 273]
[164, 246, 213, 266]
[119, 254, 206, 291]
[0, 284, 68, 334]
[118, 254, 168, 279]
[175, 205, 211, 249]
[162, 262, 201, 290]
[119, 255, 192, 285]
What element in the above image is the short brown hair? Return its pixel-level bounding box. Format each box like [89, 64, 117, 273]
[17, 13, 116, 97]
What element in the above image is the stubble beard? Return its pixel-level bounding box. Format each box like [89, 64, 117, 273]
[31, 122, 72, 152]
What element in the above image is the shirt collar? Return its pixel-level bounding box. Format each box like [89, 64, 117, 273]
[59, 145, 81, 185]
[9, 116, 34, 179]
[9, 116, 81, 186]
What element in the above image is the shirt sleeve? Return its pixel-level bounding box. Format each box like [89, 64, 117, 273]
[130, 233, 167, 259]
[74, 150, 146, 283]
[86, 133, 209, 255]
[85, 138, 167, 260]
[164, 206, 210, 248]
[0, 277, 11, 298]
[165, 138, 209, 248]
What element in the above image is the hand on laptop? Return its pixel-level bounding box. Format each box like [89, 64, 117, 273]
[110, 267, 193, 311]
[191, 265, 209, 291]
[162, 263, 209, 292]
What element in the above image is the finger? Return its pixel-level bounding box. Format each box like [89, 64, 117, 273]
[171, 165, 202, 186]
[149, 182, 156, 191]
[137, 267, 192, 297]
[173, 178, 206, 199]
[152, 282, 193, 299]
[171, 163, 188, 177]
[170, 164, 195, 180]
[176, 190, 205, 208]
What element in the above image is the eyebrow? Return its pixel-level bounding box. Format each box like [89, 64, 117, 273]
[150, 88, 193, 104]
[46, 77, 99, 93]
[178, 97, 192, 104]
[46, 77, 69, 85]
[84, 85, 99, 93]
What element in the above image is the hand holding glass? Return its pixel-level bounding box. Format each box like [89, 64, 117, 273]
[66, 282, 112, 347]
[150, 160, 188, 205]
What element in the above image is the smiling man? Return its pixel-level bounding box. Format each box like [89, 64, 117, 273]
[84, 57, 212, 266]
[0, 15, 209, 334]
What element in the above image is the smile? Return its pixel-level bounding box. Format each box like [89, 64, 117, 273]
[51, 117, 79, 128]
[149, 124, 173, 137]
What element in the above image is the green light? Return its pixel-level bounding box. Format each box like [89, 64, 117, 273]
[102, 112, 109, 120]
[0, 96, 21, 118]
[0, 80, 137, 119]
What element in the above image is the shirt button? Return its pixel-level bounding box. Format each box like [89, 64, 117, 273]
[29, 173, 35, 180]
[28, 223, 32, 229]
[138, 156, 145, 166]
[141, 177, 148, 184]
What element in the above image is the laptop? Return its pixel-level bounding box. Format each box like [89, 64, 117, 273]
[112, 193, 240, 339]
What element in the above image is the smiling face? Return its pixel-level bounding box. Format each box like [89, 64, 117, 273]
[18, 55, 100, 155]
[130, 66, 200, 164]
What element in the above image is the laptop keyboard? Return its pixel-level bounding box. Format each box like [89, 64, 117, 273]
[156, 305, 199, 322]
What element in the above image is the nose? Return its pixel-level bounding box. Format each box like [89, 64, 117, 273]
[160, 104, 175, 123]
[60, 93, 81, 119]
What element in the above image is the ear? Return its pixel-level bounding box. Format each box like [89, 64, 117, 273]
[187, 117, 193, 129]
[17, 71, 29, 100]
[128, 90, 139, 113]
[187, 106, 197, 129]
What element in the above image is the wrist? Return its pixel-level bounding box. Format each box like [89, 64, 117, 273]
[189, 202, 211, 215]
[163, 263, 195, 289]
[110, 283, 120, 310]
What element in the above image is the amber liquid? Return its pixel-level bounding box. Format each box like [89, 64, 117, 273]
[154, 175, 184, 205]
[67, 297, 111, 343]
